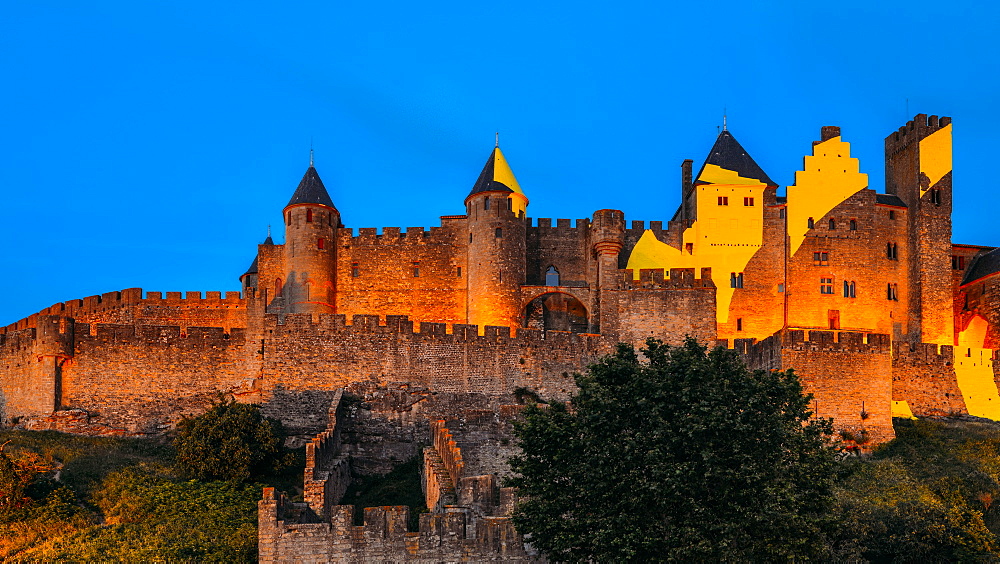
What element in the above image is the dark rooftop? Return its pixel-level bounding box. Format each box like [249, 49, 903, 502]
[286, 166, 336, 209]
[962, 247, 1000, 286]
[694, 130, 777, 187]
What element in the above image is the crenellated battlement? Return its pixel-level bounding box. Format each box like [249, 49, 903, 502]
[1, 288, 245, 336]
[526, 217, 591, 234]
[885, 113, 952, 153]
[265, 313, 605, 349]
[621, 267, 714, 290]
[337, 225, 457, 246]
[625, 219, 671, 240]
[893, 341, 955, 364]
[72, 323, 246, 346]
[259, 490, 535, 562]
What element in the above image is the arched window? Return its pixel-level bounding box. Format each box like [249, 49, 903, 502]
[849, 219, 857, 231]
[828, 218, 836, 230]
[275, 278, 283, 296]
[306, 209, 313, 223]
[545, 266, 560, 286]
[496, 227, 503, 238]
[484, 198, 491, 210]
[807, 217, 814, 229]
[730, 272, 744, 288]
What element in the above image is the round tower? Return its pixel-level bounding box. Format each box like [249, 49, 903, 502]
[590, 209, 626, 335]
[282, 164, 339, 315]
[465, 145, 528, 330]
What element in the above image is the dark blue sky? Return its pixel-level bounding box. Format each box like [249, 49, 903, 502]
[2, 1, 997, 323]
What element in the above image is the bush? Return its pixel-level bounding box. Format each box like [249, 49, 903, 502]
[174, 399, 288, 482]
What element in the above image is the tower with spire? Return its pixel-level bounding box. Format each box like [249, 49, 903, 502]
[279, 162, 340, 315]
[464, 144, 529, 329]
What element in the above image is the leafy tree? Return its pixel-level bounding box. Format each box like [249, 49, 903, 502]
[173, 399, 287, 482]
[507, 338, 838, 562]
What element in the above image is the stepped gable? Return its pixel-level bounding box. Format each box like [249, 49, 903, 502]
[694, 129, 777, 186]
[962, 247, 1000, 286]
[468, 146, 524, 197]
[286, 166, 336, 209]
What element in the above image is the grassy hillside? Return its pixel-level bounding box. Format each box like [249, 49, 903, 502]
[0, 430, 301, 562]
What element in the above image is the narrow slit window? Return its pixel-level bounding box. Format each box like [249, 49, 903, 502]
[412, 262, 420, 277]
[306, 209, 313, 223]
[456, 266, 462, 277]
[736, 318, 743, 331]
[507, 198, 513, 211]
[887, 242, 898, 260]
[351, 263, 359, 277]
[931, 189, 942, 205]
[496, 227, 503, 238]
[849, 219, 857, 231]
[484, 198, 491, 210]
[807, 217, 814, 229]
[730, 272, 744, 288]
[889, 210, 896, 220]
[828, 218, 836, 230]
[317, 238, 324, 250]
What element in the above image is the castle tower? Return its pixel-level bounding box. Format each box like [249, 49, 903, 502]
[464, 145, 528, 330]
[885, 114, 953, 344]
[591, 209, 626, 335]
[282, 165, 339, 315]
[240, 232, 274, 297]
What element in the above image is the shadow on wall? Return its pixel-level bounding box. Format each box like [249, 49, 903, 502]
[260, 386, 340, 443]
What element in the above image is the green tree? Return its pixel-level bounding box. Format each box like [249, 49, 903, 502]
[507, 338, 838, 562]
[173, 399, 287, 482]
[0, 441, 53, 514]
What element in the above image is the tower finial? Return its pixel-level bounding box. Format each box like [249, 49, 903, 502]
[309, 137, 314, 167]
[267, 224, 271, 238]
[723, 107, 727, 131]
[495, 131, 499, 148]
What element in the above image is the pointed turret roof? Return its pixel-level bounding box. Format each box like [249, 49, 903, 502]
[242, 255, 259, 277]
[694, 130, 777, 186]
[286, 166, 336, 209]
[468, 147, 525, 198]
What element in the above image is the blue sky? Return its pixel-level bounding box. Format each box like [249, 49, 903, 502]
[1, 1, 997, 323]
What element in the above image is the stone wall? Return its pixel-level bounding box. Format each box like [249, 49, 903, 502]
[892, 342, 967, 417]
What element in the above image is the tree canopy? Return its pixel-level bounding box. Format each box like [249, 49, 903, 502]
[507, 338, 838, 562]
[173, 399, 287, 482]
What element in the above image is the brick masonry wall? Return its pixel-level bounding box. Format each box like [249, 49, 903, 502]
[335, 225, 468, 326]
[259, 491, 540, 563]
[743, 330, 895, 444]
[610, 268, 717, 348]
[892, 342, 966, 417]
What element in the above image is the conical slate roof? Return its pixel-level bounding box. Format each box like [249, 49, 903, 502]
[286, 166, 336, 209]
[242, 255, 259, 276]
[468, 147, 525, 198]
[694, 130, 777, 186]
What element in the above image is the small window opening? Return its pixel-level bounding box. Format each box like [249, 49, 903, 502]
[777, 283, 785, 293]
[718, 196, 729, 206]
[484, 198, 491, 210]
[317, 238, 324, 250]
[886, 242, 898, 260]
[953, 255, 966, 270]
[887, 283, 898, 301]
[820, 277, 834, 294]
[828, 218, 836, 230]
[685, 242, 693, 254]
[889, 210, 896, 220]
[849, 219, 857, 231]
[496, 227, 503, 238]
[736, 318, 743, 331]
[507, 198, 513, 211]
[730, 272, 744, 288]
[306, 209, 313, 223]
[456, 266, 462, 277]
[813, 251, 829, 266]
[286, 212, 291, 225]
[843, 280, 856, 298]
[743, 197, 754, 206]
[545, 266, 560, 286]
[469, 233, 473, 243]
[807, 217, 814, 229]
[351, 263, 360, 277]
[412, 262, 420, 277]
[931, 189, 942, 205]
[778, 208, 786, 219]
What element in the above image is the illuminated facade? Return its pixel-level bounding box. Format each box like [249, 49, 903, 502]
[2, 113, 1000, 447]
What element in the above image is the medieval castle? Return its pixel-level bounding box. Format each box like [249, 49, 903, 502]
[2, 113, 999, 561]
